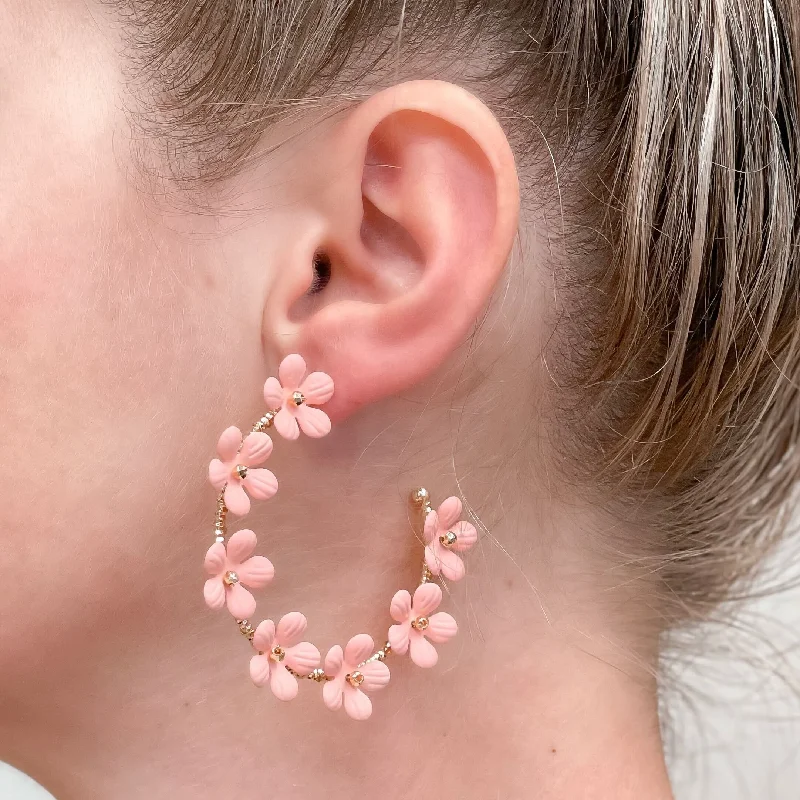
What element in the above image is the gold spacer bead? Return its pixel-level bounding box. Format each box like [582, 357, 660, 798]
[346, 671, 365, 688]
[410, 487, 430, 507]
[237, 620, 256, 640]
[291, 391, 305, 406]
[223, 570, 240, 586]
[309, 668, 327, 682]
[411, 616, 430, 631]
[256, 412, 275, 430]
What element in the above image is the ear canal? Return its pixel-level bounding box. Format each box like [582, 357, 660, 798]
[308, 251, 332, 295]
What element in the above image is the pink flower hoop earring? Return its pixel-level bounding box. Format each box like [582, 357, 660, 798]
[203, 354, 477, 721]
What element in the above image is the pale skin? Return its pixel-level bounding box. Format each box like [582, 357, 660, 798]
[0, 3, 674, 799]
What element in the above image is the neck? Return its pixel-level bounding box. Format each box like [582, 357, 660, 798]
[1, 509, 673, 800]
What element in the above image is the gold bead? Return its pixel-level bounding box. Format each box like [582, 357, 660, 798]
[237, 620, 256, 640]
[223, 570, 240, 586]
[309, 668, 327, 682]
[235, 464, 248, 480]
[346, 671, 365, 688]
[440, 530, 458, 548]
[270, 646, 286, 662]
[291, 391, 305, 406]
[411, 616, 430, 631]
[410, 487, 430, 506]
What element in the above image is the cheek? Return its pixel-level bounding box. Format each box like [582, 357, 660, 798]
[0, 168, 222, 665]
[0, 8, 225, 650]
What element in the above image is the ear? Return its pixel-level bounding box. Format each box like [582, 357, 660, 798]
[267, 80, 519, 419]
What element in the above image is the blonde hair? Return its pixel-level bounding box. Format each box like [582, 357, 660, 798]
[117, 1, 800, 625]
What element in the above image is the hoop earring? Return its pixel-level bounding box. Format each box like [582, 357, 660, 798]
[203, 354, 477, 721]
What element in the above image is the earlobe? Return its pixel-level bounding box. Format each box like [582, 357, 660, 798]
[270, 81, 519, 419]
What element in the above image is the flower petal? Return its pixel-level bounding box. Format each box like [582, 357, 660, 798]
[242, 468, 278, 501]
[270, 663, 299, 702]
[324, 644, 344, 676]
[225, 582, 256, 620]
[276, 612, 308, 647]
[299, 371, 334, 405]
[217, 426, 243, 461]
[296, 405, 331, 438]
[240, 432, 273, 466]
[343, 687, 373, 721]
[389, 589, 412, 623]
[344, 633, 375, 668]
[437, 496, 463, 528]
[273, 409, 300, 440]
[388, 622, 410, 655]
[359, 659, 390, 693]
[204, 542, 226, 576]
[412, 582, 442, 616]
[424, 544, 441, 576]
[435, 546, 466, 582]
[237, 555, 274, 589]
[250, 653, 271, 687]
[279, 354, 307, 389]
[203, 577, 225, 610]
[208, 458, 229, 490]
[409, 633, 439, 668]
[285, 642, 321, 675]
[226, 529, 257, 564]
[423, 510, 439, 545]
[224, 482, 250, 517]
[426, 612, 458, 644]
[263, 376, 285, 409]
[451, 521, 478, 553]
[322, 677, 343, 711]
[252, 619, 275, 652]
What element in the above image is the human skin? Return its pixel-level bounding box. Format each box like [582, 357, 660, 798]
[0, 3, 673, 799]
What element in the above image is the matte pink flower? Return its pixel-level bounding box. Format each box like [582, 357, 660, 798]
[208, 426, 278, 517]
[322, 634, 390, 721]
[263, 354, 334, 440]
[203, 529, 274, 619]
[423, 496, 477, 581]
[250, 612, 321, 701]
[387, 583, 457, 668]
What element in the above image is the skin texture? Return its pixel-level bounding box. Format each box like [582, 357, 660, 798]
[0, 3, 674, 799]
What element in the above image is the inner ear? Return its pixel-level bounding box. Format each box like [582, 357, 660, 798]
[361, 109, 497, 276]
[360, 195, 425, 293]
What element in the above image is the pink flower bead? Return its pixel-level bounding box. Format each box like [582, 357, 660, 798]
[208, 426, 278, 517]
[322, 634, 390, 721]
[250, 613, 321, 701]
[203, 529, 274, 619]
[263, 354, 334, 440]
[423, 496, 477, 582]
[388, 583, 457, 668]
